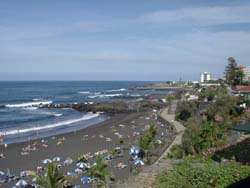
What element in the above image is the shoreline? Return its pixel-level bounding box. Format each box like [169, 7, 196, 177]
[0, 112, 109, 145]
[0, 108, 174, 188]
[129, 82, 192, 91]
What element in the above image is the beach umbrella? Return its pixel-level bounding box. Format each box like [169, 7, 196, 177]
[0, 171, 4, 176]
[64, 157, 74, 165]
[42, 159, 52, 164]
[67, 171, 77, 176]
[76, 162, 88, 170]
[103, 156, 111, 161]
[15, 180, 28, 187]
[135, 160, 144, 166]
[81, 177, 92, 184]
[130, 147, 139, 155]
[53, 157, 62, 162]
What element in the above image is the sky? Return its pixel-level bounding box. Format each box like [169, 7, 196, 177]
[1, 0, 250, 81]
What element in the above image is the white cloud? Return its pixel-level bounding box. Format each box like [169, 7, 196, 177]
[139, 5, 250, 26]
[0, 20, 112, 41]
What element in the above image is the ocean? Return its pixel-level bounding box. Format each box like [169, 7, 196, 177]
[0, 81, 169, 144]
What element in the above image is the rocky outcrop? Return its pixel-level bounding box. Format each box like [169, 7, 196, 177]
[39, 100, 166, 114]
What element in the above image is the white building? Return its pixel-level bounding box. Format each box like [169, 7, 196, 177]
[200, 72, 211, 83]
[242, 66, 250, 81]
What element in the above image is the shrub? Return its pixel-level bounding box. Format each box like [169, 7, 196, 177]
[168, 144, 184, 159]
[154, 157, 250, 188]
[176, 101, 198, 121]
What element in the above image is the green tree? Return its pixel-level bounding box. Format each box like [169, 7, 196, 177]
[35, 162, 65, 188]
[139, 133, 153, 163]
[148, 124, 157, 139]
[182, 120, 202, 155]
[176, 101, 197, 121]
[225, 57, 241, 88]
[87, 156, 111, 188]
[138, 124, 157, 163]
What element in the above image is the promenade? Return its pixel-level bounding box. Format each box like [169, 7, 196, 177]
[119, 100, 185, 188]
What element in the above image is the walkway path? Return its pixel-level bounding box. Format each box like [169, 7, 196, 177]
[118, 100, 185, 188]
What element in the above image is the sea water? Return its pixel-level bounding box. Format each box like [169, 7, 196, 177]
[0, 81, 169, 144]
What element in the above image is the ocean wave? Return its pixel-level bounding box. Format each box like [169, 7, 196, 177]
[33, 98, 43, 101]
[78, 91, 90, 94]
[88, 94, 122, 99]
[107, 88, 126, 92]
[54, 113, 63, 117]
[5, 101, 53, 108]
[0, 112, 100, 136]
[25, 107, 39, 110]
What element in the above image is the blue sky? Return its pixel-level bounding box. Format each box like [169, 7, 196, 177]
[1, 0, 250, 81]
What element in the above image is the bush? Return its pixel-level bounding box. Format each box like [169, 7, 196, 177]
[154, 157, 250, 188]
[168, 144, 184, 159]
[176, 101, 198, 121]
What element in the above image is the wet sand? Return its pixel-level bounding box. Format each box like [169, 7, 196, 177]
[0, 110, 174, 188]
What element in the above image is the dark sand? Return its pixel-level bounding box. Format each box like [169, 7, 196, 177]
[0, 110, 174, 188]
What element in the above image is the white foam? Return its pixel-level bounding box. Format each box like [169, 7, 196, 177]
[78, 91, 90, 94]
[129, 94, 141, 97]
[0, 112, 100, 136]
[88, 94, 122, 99]
[33, 98, 43, 101]
[25, 107, 39, 110]
[54, 113, 63, 117]
[88, 95, 98, 99]
[5, 101, 53, 108]
[107, 88, 126, 92]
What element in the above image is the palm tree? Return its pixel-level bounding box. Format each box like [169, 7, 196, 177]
[138, 124, 157, 163]
[87, 156, 111, 188]
[35, 162, 66, 188]
[148, 124, 157, 138]
[138, 133, 152, 163]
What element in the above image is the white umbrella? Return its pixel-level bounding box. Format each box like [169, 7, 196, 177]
[64, 157, 74, 165]
[130, 147, 140, 155]
[0, 171, 4, 176]
[76, 162, 88, 169]
[53, 157, 62, 162]
[16, 180, 28, 187]
[42, 159, 52, 164]
[135, 160, 144, 166]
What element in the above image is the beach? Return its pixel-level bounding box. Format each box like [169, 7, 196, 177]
[0, 108, 174, 187]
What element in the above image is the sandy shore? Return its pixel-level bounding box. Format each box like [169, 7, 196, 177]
[0, 109, 174, 188]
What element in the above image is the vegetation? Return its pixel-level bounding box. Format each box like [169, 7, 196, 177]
[198, 87, 227, 102]
[35, 162, 66, 188]
[155, 57, 250, 188]
[212, 137, 250, 165]
[77, 155, 88, 163]
[138, 124, 157, 164]
[172, 87, 245, 158]
[225, 57, 244, 87]
[176, 101, 198, 122]
[109, 148, 122, 158]
[154, 157, 250, 188]
[166, 95, 175, 103]
[86, 156, 112, 188]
